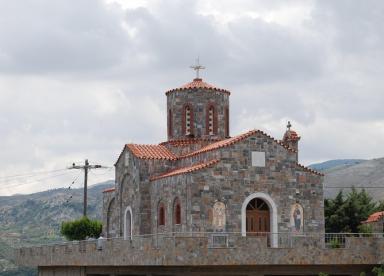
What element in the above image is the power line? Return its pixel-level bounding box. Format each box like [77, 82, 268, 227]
[64, 171, 83, 204]
[0, 171, 75, 191]
[89, 166, 113, 176]
[0, 168, 67, 181]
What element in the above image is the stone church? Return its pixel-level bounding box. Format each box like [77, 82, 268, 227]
[17, 69, 384, 276]
[102, 71, 324, 246]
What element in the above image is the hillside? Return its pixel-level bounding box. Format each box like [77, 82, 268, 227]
[309, 159, 366, 171]
[0, 180, 114, 273]
[323, 158, 384, 201]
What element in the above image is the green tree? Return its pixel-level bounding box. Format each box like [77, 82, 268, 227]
[325, 191, 345, 233]
[61, 216, 102, 241]
[324, 188, 379, 233]
[373, 265, 384, 276]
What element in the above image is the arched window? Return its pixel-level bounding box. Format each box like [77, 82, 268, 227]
[225, 106, 229, 137]
[185, 106, 191, 135]
[158, 202, 166, 226]
[124, 206, 133, 240]
[173, 198, 181, 225]
[168, 109, 173, 138]
[182, 104, 194, 136]
[206, 105, 217, 135]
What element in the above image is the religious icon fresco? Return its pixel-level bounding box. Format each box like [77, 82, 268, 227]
[290, 203, 303, 234]
[212, 201, 226, 231]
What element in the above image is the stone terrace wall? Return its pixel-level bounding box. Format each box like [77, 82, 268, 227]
[15, 235, 384, 267]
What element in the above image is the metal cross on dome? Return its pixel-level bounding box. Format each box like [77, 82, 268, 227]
[190, 57, 205, 79]
[287, 121, 292, 131]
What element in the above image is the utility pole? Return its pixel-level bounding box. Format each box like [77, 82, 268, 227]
[69, 159, 106, 217]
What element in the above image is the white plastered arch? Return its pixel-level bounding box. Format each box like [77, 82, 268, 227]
[241, 192, 278, 247]
[124, 206, 133, 240]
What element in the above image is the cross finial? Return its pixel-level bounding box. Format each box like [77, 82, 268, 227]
[190, 57, 205, 79]
[287, 121, 292, 131]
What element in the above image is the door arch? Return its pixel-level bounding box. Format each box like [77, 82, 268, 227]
[246, 198, 270, 234]
[124, 206, 133, 240]
[241, 192, 278, 247]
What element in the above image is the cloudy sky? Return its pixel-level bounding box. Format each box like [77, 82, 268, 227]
[0, 0, 383, 196]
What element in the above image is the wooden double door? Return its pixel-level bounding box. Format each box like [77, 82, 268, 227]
[246, 198, 270, 235]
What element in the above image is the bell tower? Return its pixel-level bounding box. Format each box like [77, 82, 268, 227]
[165, 60, 231, 141]
[282, 121, 301, 161]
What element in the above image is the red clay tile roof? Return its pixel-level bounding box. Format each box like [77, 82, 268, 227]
[150, 159, 220, 181]
[180, 129, 297, 159]
[295, 162, 324, 176]
[283, 130, 301, 142]
[363, 211, 384, 223]
[160, 137, 222, 147]
[126, 144, 177, 160]
[166, 78, 230, 95]
[103, 188, 115, 193]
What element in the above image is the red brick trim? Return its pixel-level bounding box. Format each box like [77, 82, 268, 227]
[182, 103, 194, 137]
[103, 188, 115, 193]
[165, 78, 231, 95]
[150, 159, 220, 181]
[205, 103, 218, 135]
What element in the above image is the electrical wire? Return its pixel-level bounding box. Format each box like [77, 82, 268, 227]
[0, 168, 67, 181]
[64, 172, 83, 204]
[0, 171, 75, 191]
[89, 166, 113, 176]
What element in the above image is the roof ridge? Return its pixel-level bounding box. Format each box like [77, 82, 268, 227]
[103, 187, 115, 193]
[165, 78, 231, 95]
[179, 129, 297, 159]
[295, 162, 324, 176]
[150, 159, 220, 181]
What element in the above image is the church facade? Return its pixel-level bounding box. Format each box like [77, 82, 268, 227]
[102, 76, 324, 245]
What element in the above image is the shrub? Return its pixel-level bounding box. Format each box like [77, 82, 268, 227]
[358, 224, 373, 237]
[373, 265, 384, 276]
[61, 216, 102, 241]
[329, 238, 341, 249]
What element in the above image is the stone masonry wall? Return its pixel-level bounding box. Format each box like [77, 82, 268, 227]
[150, 134, 324, 235]
[167, 89, 229, 140]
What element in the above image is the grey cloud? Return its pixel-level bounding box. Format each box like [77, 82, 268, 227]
[0, 0, 129, 73]
[1, 0, 384, 195]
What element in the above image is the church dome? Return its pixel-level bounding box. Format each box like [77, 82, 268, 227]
[166, 78, 230, 95]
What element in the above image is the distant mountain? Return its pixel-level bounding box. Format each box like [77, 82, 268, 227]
[309, 159, 366, 171]
[0, 180, 114, 273]
[321, 158, 384, 201]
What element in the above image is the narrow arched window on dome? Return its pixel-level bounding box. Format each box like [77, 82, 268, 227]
[206, 105, 216, 135]
[184, 105, 192, 136]
[225, 106, 229, 137]
[168, 109, 173, 138]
